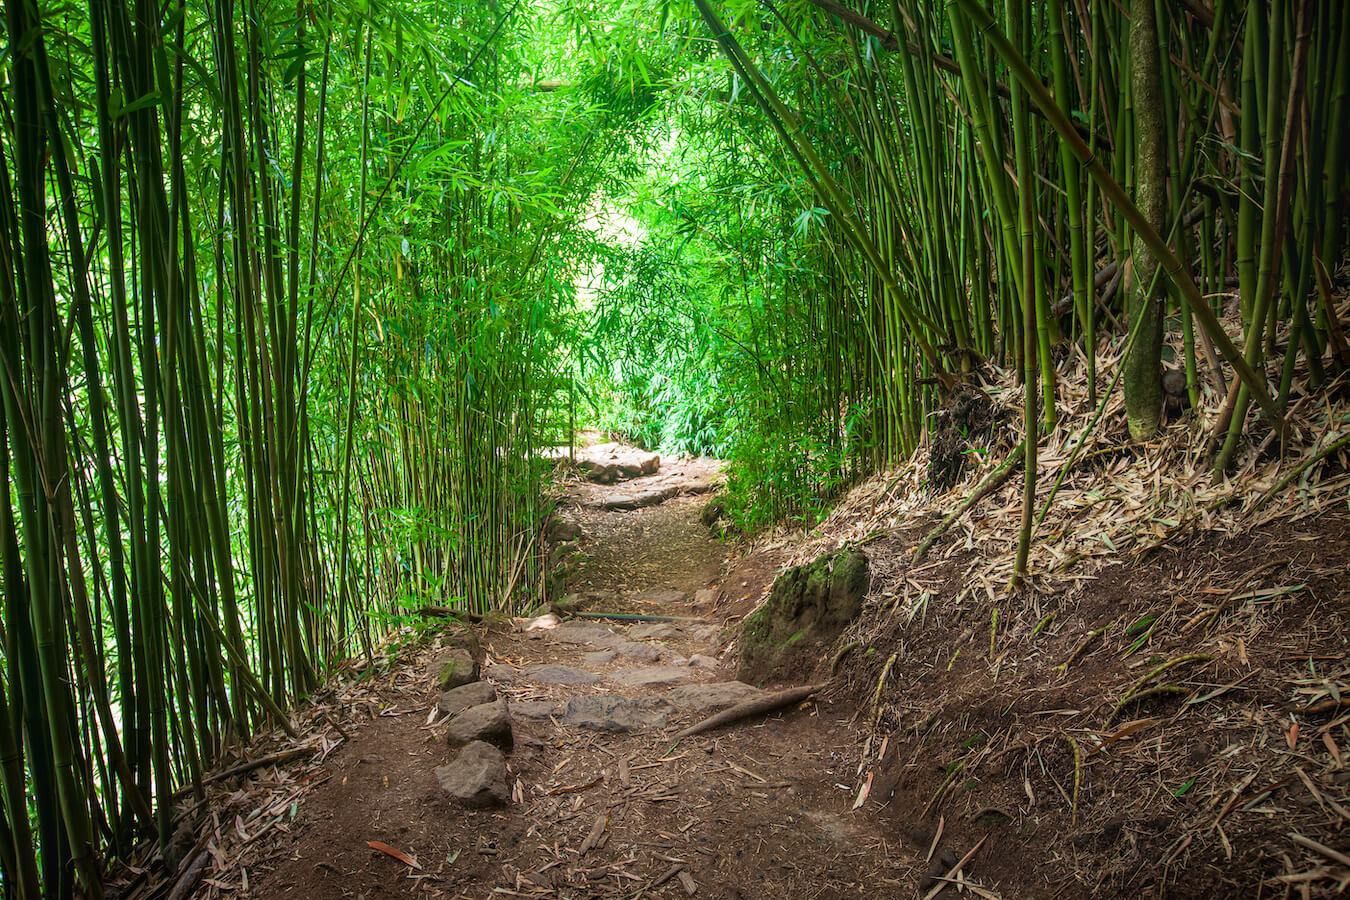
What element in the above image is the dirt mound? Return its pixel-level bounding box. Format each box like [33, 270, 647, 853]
[737, 549, 869, 686]
[829, 509, 1350, 897]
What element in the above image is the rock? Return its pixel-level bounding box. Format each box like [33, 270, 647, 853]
[500, 664, 603, 686]
[510, 700, 561, 720]
[688, 624, 721, 644]
[628, 622, 682, 641]
[598, 486, 680, 511]
[610, 666, 691, 687]
[444, 699, 512, 749]
[616, 641, 662, 663]
[546, 515, 583, 543]
[432, 648, 479, 690]
[633, 588, 689, 605]
[440, 624, 482, 660]
[666, 681, 764, 711]
[436, 741, 508, 808]
[437, 681, 497, 717]
[736, 549, 868, 684]
[547, 621, 625, 649]
[583, 649, 618, 665]
[575, 443, 660, 484]
[692, 589, 718, 610]
[563, 695, 672, 732]
[688, 654, 718, 670]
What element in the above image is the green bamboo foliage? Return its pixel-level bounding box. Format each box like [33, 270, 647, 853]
[0, 0, 612, 893]
[692, 0, 1348, 532]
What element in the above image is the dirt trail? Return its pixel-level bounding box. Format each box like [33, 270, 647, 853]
[246, 457, 911, 899]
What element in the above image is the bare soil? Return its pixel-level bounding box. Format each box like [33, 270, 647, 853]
[146, 449, 1350, 900]
[228, 458, 916, 900]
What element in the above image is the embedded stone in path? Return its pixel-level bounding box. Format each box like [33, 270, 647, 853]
[547, 621, 625, 649]
[633, 587, 689, 605]
[665, 681, 764, 711]
[444, 699, 512, 749]
[616, 641, 662, 663]
[498, 664, 603, 686]
[610, 666, 691, 687]
[510, 700, 561, 720]
[598, 485, 680, 511]
[687, 654, 718, 670]
[628, 622, 683, 642]
[432, 648, 479, 691]
[583, 649, 618, 665]
[436, 741, 508, 808]
[563, 695, 672, 732]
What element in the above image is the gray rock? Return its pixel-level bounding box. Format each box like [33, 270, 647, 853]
[666, 681, 763, 711]
[583, 649, 618, 665]
[692, 589, 718, 610]
[436, 741, 509, 808]
[576, 444, 660, 484]
[688, 624, 721, 644]
[598, 486, 679, 511]
[616, 641, 662, 663]
[628, 622, 682, 641]
[510, 700, 561, 720]
[546, 515, 583, 543]
[444, 699, 512, 749]
[563, 695, 672, 732]
[548, 621, 624, 649]
[438, 681, 497, 717]
[610, 666, 691, 687]
[505, 664, 603, 686]
[633, 588, 689, 605]
[432, 648, 479, 690]
[688, 654, 719, 670]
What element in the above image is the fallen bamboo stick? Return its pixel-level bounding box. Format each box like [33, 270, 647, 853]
[672, 683, 827, 739]
[913, 440, 1026, 562]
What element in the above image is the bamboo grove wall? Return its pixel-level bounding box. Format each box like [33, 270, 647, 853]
[0, 0, 624, 893]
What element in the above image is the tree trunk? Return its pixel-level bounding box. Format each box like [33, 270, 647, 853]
[1125, 0, 1167, 439]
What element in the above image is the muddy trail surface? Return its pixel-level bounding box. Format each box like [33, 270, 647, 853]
[248, 456, 912, 899]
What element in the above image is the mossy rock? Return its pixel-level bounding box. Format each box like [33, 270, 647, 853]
[430, 648, 480, 691]
[736, 549, 869, 684]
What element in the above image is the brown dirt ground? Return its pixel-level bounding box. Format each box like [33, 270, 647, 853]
[834, 507, 1350, 898]
[128, 450, 1350, 900]
[210, 459, 920, 900]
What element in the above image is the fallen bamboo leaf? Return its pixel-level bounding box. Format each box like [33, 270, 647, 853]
[367, 840, 421, 869]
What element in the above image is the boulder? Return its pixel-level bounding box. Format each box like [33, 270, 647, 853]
[431, 648, 479, 691]
[563, 695, 672, 732]
[436, 741, 509, 808]
[444, 699, 512, 749]
[666, 681, 764, 711]
[437, 681, 497, 717]
[736, 550, 869, 685]
[576, 443, 660, 484]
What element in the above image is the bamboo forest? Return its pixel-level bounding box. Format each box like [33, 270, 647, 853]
[2, 0, 1349, 895]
